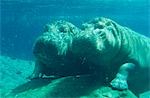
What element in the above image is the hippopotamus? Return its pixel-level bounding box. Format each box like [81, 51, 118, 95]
[30, 21, 96, 79]
[71, 17, 150, 92]
[30, 17, 150, 94]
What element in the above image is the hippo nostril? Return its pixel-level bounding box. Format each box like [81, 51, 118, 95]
[59, 26, 65, 32]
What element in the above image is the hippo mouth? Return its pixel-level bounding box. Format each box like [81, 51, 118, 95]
[41, 57, 100, 79]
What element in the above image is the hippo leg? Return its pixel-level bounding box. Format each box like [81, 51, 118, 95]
[110, 63, 135, 90]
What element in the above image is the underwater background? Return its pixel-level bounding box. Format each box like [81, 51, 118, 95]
[0, 0, 150, 98]
[1, 0, 150, 60]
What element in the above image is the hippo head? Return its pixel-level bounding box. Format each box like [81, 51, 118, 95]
[72, 17, 119, 62]
[32, 21, 96, 77]
[33, 20, 80, 66]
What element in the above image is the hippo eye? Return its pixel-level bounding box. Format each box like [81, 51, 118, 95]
[105, 21, 112, 26]
[94, 22, 105, 29]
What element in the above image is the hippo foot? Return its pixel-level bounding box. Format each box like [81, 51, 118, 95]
[110, 75, 128, 90]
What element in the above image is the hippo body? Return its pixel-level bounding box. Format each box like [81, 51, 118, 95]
[30, 21, 95, 79]
[30, 18, 150, 94]
[72, 18, 150, 93]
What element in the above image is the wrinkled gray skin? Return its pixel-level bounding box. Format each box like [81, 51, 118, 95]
[30, 18, 150, 93]
[30, 21, 95, 79]
[72, 17, 150, 91]
[30, 21, 77, 78]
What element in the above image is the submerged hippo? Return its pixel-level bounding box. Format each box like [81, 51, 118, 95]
[72, 17, 150, 92]
[30, 17, 150, 94]
[30, 21, 96, 79]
